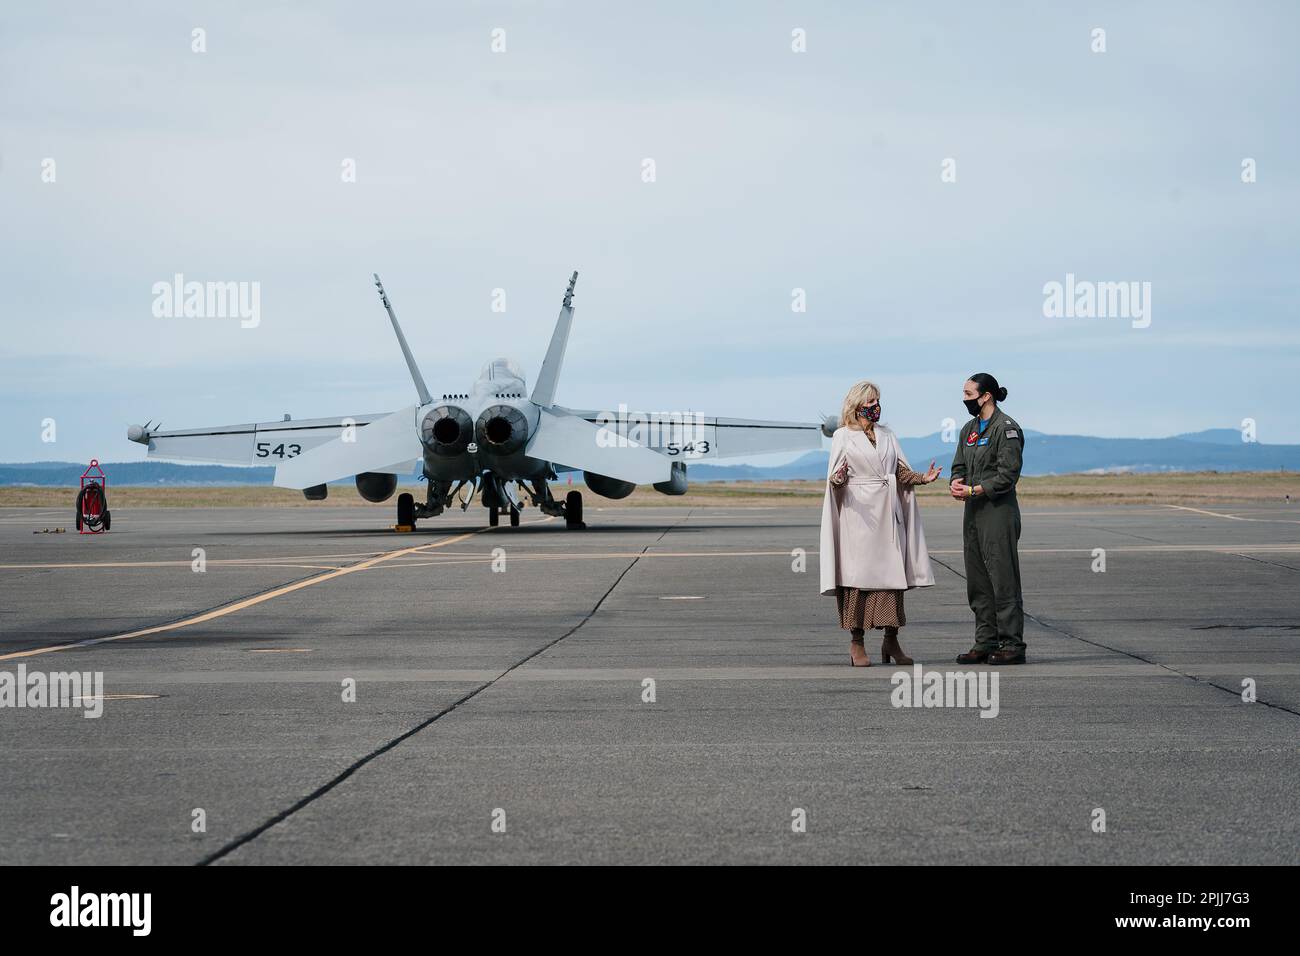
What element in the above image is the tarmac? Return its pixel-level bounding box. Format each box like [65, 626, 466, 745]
[1, 500, 1298, 865]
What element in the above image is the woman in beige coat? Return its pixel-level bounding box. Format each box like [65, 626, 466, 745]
[820, 381, 942, 666]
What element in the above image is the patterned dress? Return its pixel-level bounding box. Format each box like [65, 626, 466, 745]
[830, 425, 929, 631]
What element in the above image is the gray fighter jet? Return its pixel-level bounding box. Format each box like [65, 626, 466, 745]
[128, 273, 825, 528]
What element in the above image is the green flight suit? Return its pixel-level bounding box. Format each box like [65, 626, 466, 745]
[949, 407, 1025, 651]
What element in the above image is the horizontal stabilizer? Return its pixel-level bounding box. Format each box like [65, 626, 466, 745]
[273, 405, 421, 489]
[526, 407, 671, 485]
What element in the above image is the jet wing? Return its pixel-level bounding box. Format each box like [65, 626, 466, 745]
[272, 405, 421, 489]
[556, 407, 824, 463]
[126, 412, 409, 470]
[527, 407, 673, 485]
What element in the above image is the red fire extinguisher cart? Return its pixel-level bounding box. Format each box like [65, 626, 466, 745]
[76, 460, 111, 534]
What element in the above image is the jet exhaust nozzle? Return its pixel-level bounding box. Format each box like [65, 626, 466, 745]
[421, 406, 474, 457]
[475, 404, 529, 456]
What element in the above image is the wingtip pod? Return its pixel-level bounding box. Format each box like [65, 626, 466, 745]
[127, 420, 158, 444]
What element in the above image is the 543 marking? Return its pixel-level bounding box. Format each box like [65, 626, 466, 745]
[255, 442, 302, 459]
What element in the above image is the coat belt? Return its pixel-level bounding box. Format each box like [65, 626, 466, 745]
[846, 474, 902, 547]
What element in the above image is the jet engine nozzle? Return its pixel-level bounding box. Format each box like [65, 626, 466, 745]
[475, 404, 529, 456]
[421, 406, 474, 457]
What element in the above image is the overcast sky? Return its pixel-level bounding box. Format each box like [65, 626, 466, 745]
[2, 0, 1296, 465]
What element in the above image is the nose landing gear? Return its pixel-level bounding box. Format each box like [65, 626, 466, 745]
[486, 503, 522, 527]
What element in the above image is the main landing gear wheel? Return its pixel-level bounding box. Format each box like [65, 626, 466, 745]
[488, 506, 499, 527]
[397, 492, 415, 527]
[565, 490, 586, 530]
[509, 505, 520, 527]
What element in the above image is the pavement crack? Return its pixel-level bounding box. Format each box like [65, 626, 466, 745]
[1229, 551, 1300, 575]
[195, 511, 694, 866]
[193, 678, 496, 866]
[928, 555, 1300, 720]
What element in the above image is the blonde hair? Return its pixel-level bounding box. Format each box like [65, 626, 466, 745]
[839, 380, 880, 430]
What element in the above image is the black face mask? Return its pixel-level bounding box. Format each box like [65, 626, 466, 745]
[858, 404, 882, 424]
[964, 397, 984, 416]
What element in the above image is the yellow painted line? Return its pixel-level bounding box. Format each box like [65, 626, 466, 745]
[0, 562, 346, 572]
[0, 551, 389, 570]
[0, 526, 509, 662]
[1163, 504, 1249, 521]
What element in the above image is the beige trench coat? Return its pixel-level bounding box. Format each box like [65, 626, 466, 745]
[819, 425, 935, 596]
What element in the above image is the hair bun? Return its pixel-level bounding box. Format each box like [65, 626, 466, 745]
[996, 386, 1008, 401]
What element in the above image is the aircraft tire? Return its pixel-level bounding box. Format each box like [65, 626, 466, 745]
[489, 506, 499, 527]
[397, 493, 415, 527]
[565, 490, 585, 529]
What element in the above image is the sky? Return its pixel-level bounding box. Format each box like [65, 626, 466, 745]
[1, 0, 1297, 467]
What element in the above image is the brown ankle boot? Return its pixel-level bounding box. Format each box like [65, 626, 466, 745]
[881, 628, 913, 665]
[849, 629, 871, 667]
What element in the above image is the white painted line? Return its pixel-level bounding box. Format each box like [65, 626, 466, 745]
[12, 662, 1299, 684]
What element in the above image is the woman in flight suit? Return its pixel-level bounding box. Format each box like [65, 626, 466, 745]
[948, 373, 1027, 665]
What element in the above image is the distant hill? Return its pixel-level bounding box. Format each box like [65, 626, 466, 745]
[688, 428, 1300, 480]
[0, 461, 277, 486]
[3, 429, 1294, 485]
[1171, 428, 1251, 446]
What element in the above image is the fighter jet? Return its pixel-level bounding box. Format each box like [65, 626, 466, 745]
[128, 272, 827, 529]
